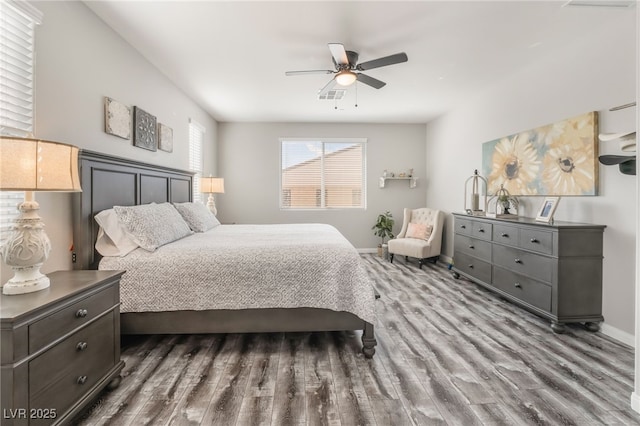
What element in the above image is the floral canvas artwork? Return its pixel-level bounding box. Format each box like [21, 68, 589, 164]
[482, 111, 598, 196]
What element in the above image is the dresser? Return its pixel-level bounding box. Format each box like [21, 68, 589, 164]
[1, 270, 125, 425]
[452, 213, 605, 333]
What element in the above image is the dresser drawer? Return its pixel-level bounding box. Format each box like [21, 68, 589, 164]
[455, 217, 473, 236]
[518, 228, 554, 255]
[492, 244, 552, 283]
[29, 285, 117, 354]
[472, 221, 492, 241]
[493, 223, 518, 247]
[492, 267, 552, 312]
[29, 313, 115, 402]
[454, 235, 491, 262]
[454, 252, 492, 284]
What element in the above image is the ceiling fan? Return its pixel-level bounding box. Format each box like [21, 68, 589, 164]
[285, 43, 408, 96]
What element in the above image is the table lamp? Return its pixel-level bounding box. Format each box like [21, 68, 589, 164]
[0, 136, 81, 295]
[200, 176, 224, 215]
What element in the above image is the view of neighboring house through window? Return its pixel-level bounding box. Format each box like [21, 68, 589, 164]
[280, 138, 366, 209]
[189, 119, 205, 203]
[0, 1, 42, 242]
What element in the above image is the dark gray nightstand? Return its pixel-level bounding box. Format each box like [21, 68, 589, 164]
[1, 270, 125, 425]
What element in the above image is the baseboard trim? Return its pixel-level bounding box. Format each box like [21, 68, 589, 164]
[600, 323, 635, 347]
[631, 392, 640, 413]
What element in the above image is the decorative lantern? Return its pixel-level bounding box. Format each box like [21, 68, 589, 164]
[486, 184, 519, 218]
[464, 169, 488, 215]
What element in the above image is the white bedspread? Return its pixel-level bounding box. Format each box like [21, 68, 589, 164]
[99, 224, 376, 324]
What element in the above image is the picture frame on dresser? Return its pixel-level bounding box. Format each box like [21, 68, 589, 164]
[535, 196, 560, 223]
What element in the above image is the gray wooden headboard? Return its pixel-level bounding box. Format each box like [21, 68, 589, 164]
[72, 150, 194, 270]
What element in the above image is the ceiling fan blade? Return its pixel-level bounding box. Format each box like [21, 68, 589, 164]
[328, 43, 349, 66]
[317, 78, 338, 96]
[357, 73, 386, 89]
[357, 52, 408, 71]
[285, 70, 334, 76]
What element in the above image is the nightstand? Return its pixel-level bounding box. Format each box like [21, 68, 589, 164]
[1, 270, 125, 425]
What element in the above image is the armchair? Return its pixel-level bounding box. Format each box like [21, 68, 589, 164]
[387, 207, 444, 268]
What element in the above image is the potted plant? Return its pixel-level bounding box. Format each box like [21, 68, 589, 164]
[372, 211, 394, 257]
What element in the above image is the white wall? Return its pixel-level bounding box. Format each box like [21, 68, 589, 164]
[217, 122, 426, 249]
[0, 2, 218, 284]
[426, 11, 636, 340]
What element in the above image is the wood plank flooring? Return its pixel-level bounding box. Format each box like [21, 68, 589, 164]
[75, 254, 640, 425]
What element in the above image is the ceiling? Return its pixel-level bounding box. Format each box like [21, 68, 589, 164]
[84, 1, 635, 124]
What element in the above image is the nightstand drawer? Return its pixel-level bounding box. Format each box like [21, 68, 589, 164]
[29, 313, 115, 402]
[29, 285, 117, 354]
[492, 267, 551, 312]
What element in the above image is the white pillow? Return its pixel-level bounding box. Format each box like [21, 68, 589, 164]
[114, 202, 193, 252]
[95, 208, 139, 257]
[173, 202, 220, 232]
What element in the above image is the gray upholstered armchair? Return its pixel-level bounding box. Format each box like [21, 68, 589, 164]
[387, 207, 444, 268]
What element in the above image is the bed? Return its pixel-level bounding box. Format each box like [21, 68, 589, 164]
[72, 150, 377, 357]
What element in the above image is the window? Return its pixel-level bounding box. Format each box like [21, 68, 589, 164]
[280, 138, 366, 209]
[0, 1, 42, 241]
[188, 119, 205, 202]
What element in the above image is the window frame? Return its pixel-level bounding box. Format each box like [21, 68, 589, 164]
[279, 137, 367, 211]
[188, 118, 205, 203]
[0, 1, 42, 242]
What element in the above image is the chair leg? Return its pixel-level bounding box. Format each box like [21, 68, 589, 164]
[405, 256, 409, 262]
[389, 253, 394, 263]
[419, 259, 424, 269]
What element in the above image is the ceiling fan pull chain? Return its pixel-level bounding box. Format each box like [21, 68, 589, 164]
[355, 82, 358, 108]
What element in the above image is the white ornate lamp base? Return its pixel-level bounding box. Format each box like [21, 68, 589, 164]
[1, 193, 51, 295]
[206, 193, 218, 216]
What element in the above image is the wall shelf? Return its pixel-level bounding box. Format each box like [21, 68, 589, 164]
[379, 176, 417, 188]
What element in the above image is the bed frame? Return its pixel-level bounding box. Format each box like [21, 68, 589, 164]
[72, 150, 376, 357]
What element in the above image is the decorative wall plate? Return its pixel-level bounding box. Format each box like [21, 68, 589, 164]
[104, 97, 131, 140]
[158, 123, 173, 153]
[133, 106, 157, 151]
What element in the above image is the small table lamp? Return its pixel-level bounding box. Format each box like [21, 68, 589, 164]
[0, 136, 81, 295]
[200, 176, 224, 215]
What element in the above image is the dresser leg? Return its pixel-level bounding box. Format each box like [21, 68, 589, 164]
[584, 322, 601, 332]
[550, 322, 566, 334]
[106, 375, 122, 390]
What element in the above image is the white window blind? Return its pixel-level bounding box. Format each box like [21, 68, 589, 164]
[189, 119, 205, 202]
[0, 1, 41, 241]
[280, 138, 366, 209]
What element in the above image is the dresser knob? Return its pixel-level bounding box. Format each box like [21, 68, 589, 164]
[501, 233, 509, 237]
[75, 309, 88, 318]
[478, 228, 485, 233]
[514, 282, 522, 288]
[468, 264, 474, 269]
[514, 258, 522, 264]
[460, 225, 466, 229]
[530, 238, 539, 243]
[469, 245, 475, 249]
[76, 375, 88, 385]
[76, 342, 88, 351]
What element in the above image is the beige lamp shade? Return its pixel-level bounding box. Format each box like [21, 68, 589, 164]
[200, 176, 224, 193]
[0, 136, 81, 191]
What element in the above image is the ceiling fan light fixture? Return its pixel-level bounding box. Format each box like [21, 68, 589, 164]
[335, 70, 357, 86]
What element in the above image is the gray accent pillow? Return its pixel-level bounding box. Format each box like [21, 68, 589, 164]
[114, 202, 193, 251]
[173, 202, 220, 232]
